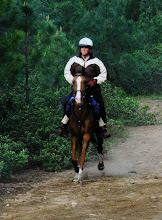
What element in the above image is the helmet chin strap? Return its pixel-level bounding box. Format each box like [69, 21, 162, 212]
[83, 54, 88, 57]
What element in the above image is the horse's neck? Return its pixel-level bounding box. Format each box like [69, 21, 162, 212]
[74, 102, 87, 119]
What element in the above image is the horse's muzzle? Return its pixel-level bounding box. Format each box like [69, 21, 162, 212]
[75, 97, 81, 105]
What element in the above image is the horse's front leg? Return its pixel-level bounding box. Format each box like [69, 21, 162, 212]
[77, 139, 82, 165]
[78, 133, 91, 183]
[71, 136, 79, 177]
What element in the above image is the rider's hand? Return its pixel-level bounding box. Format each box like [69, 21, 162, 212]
[88, 79, 97, 87]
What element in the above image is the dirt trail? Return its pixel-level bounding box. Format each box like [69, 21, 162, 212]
[0, 99, 162, 220]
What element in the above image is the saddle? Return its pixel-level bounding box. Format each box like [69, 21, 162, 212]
[61, 94, 101, 145]
[62, 94, 100, 116]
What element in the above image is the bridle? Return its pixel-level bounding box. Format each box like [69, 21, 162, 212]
[73, 90, 86, 102]
[71, 74, 89, 133]
[72, 74, 87, 106]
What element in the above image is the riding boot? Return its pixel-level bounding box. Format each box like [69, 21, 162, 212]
[100, 125, 111, 138]
[54, 124, 69, 138]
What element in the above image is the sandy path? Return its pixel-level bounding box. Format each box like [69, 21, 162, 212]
[86, 124, 162, 177]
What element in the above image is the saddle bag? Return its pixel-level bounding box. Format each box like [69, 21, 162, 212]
[61, 91, 73, 105]
[90, 95, 100, 114]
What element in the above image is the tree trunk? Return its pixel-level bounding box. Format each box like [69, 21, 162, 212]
[25, 3, 29, 104]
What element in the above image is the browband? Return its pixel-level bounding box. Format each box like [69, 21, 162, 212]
[74, 73, 82, 77]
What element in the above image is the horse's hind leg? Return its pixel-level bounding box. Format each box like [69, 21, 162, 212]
[98, 154, 104, 171]
[97, 135, 104, 171]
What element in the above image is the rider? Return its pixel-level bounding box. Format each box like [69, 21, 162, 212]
[54, 37, 110, 138]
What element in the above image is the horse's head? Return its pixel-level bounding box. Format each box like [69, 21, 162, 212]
[72, 73, 87, 106]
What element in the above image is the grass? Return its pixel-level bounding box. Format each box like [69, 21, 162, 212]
[137, 94, 162, 100]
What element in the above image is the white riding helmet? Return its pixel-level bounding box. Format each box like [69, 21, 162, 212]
[78, 37, 93, 48]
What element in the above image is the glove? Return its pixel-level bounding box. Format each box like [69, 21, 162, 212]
[88, 79, 97, 87]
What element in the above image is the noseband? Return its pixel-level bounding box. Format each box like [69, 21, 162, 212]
[73, 90, 86, 101]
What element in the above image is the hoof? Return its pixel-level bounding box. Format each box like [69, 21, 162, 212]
[80, 180, 83, 187]
[77, 179, 83, 186]
[73, 173, 83, 185]
[98, 162, 104, 171]
[76, 168, 83, 185]
[73, 173, 79, 182]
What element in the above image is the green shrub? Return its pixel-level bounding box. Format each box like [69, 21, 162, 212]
[38, 135, 71, 171]
[0, 135, 29, 179]
[113, 44, 162, 94]
[102, 83, 156, 126]
[0, 82, 157, 178]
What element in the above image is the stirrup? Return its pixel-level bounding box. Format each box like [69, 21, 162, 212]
[54, 124, 68, 138]
[100, 125, 111, 138]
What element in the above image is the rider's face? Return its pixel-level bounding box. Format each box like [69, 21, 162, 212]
[80, 47, 89, 56]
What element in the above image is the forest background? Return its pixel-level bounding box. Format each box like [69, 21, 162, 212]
[0, 0, 161, 179]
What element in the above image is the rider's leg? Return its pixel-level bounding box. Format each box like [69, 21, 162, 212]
[54, 112, 69, 138]
[92, 89, 110, 138]
[61, 114, 69, 124]
[98, 117, 106, 127]
[54, 91, 74, 137]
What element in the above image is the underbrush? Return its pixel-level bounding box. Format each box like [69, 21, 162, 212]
[138, 94, 162, 100]
[0, 83, 158, 180]
[103, 84, 157, 126]
[0, 135, 28, 180]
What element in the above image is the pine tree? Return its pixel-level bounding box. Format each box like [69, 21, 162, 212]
[0, 0, 24, 89]
[125, 0, 141, 21]
[0, 0, 41, 99]
[47, 0, 84, 40]
[15, 0, 43, 103]
[31, 17, 75, 90]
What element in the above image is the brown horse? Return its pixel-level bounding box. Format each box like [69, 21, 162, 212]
[69, 73, 104, 184]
